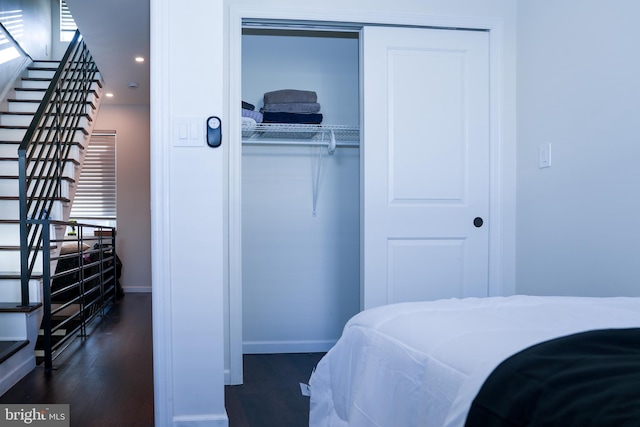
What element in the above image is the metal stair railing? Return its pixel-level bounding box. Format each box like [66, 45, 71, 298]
[38, 220, 117, 372]
[18, 30, 100, 306]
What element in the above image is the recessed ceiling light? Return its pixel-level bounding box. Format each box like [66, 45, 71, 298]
[135, 56, 145, 63]
[106, 93, 114, 97]
[128, 82, 139, 89]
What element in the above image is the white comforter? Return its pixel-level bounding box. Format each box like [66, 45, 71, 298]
[308, 295, 640, 427]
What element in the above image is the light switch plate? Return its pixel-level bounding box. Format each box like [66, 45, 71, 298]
[539, 143, 551, 168]
[174, 117, 204, 147]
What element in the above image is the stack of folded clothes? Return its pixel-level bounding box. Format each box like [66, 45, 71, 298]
[241, 101, 263, 125]
[260, 89, 323, 124]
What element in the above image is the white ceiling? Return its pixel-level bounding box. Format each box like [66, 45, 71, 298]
[64, 0, 150, 106]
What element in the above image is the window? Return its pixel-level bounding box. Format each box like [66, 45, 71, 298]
[0, 10, 23, 65]
[60, 0, 77, 42]
[70, 132, 117, 224]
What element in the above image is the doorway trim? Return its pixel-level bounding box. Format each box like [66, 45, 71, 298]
[227, 6, 511, 385]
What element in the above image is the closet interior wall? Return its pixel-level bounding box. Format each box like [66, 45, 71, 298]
[241, 28, 360, 353]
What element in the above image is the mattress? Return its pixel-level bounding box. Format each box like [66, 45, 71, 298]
[308, 295, 640, 427]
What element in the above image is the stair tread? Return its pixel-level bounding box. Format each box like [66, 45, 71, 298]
[0, 111, 91, 120]
[0, 124, 86, 127]
[0, 302, 42, 313]
[0, 156, 80, 164]
[0, 175, 75, 182]
[6, 99, 97, 109]
[0, 340, 30, 364]
[15, 87, 99, 93]
[5, 102, 96, 111]
[8, 95, 98, 100]
[0, 245, 57, 250]
[0, 272, 42, 279]
[0, 222, 64, 229]
[14, 88, 47, 92]
[0, 142, 86, 151]
[0, 195, 71, 202]
[0, 126, 89, 135]
[24, 76, 100, 86]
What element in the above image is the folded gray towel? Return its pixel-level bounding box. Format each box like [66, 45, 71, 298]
[263, 89, 317, 104]
[261, 102, 321, 114]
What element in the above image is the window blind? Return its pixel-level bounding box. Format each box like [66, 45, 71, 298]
[60, 0, 77, 41]
[0, 10, 23, 64]
[0, 9, 23, 42]
[70, 132, 117, 220]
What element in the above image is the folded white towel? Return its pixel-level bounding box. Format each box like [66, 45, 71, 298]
[242, 108, 263, 123]
[242, 116, 257, 126]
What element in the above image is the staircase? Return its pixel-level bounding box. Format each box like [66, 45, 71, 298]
[0, 57, 103, 395]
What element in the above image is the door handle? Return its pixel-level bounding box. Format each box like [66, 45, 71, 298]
[473, 217, 484, 228]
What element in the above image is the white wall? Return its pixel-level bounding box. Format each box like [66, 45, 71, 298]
[241, 31, 360, 353]
[516, 0, 640, 296]
[94, 105, 152, 293]
[151, 0, 227, 425]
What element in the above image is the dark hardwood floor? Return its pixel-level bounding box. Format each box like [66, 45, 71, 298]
[0, 293, 154, 426]
[0, 293, 325, 427]
[225, 352, 325, 427]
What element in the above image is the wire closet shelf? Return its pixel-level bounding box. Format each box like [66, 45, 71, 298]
[242, 123, 359, 153]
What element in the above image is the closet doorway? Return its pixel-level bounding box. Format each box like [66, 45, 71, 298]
[240, 27, 361, 355]
[229, 17, 497, 385]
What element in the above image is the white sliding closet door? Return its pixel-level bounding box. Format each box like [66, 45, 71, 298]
[362, 26, 490, 309]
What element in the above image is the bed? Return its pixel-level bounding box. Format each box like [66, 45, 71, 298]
[308, 295, 640, 427]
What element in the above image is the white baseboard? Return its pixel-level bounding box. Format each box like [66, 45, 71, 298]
[242, 339, 336, 354]
[122, 286, 152, 293]
[172, 412, 229, 427]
